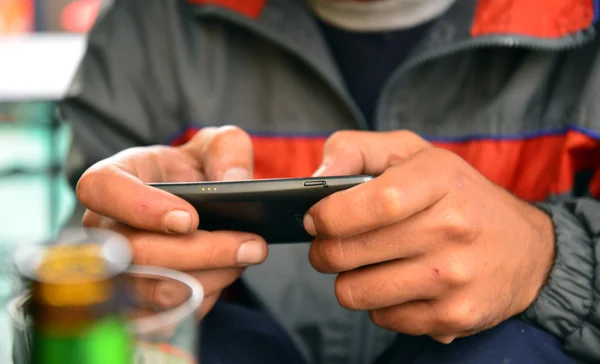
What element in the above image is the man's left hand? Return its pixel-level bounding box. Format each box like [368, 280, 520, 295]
[306, 130, 555, 343]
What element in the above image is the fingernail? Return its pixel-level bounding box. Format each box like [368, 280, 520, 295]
[163, 210, 192, 234]
[312, 164, 328, 177]
[222, 167, 250, 181]
[236, 240, 266, 265]
[304, 214, 316, 236]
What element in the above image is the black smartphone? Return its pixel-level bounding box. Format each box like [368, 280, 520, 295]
[148, 175, 373, 244]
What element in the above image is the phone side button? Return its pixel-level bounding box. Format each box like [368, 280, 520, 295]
[304, 180, 327, 187]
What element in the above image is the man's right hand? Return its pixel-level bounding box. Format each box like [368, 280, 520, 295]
[76, 126, 268, 318]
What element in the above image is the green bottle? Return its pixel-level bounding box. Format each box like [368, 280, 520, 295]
[15, 232, 134, 364]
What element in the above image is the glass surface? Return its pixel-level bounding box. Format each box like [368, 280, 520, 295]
[0, 101, 74, 245]
[7, 265, 204, 364]
[0, 100, 75, 364]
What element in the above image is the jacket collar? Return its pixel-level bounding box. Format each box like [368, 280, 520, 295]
[190, 0, 597, 73]
[189, 0, 597, 129]
[192, 0, 366, 127]
[189, 0, 597, 40]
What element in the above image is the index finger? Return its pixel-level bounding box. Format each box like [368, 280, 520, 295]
[313, 130, 432, 177]
[77, 162, 199, 234]
[305, 148, 451, 237]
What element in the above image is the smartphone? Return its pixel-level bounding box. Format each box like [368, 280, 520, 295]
[148, 175, 373, 244]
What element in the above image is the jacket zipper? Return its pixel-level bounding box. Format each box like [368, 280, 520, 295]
[362, 27, 596, 364]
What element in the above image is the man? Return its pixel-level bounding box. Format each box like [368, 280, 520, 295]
[61, 0, 600, 363]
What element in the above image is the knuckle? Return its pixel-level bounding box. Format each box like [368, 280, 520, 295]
[368, 310, 389, 329]
[81, 210, 97, 227]
[76, 164, 121, 207]
[429, 147, 455, 161]
[369, 309, 405, 333]
[75, 170, 99, 206]
[315, 238, 347, 272]
[440, 259, 473, 286]
[192, 126, 218, 147]
[334, 274, 359, 310]
[386, 130, 432, 162]
[151, 281, 174, 307]
[202, 236, 218, 267]
[309, 203, 335, 236]
[424, 148, 459, 170]
[82, 212, 121, 231]
[218, 124, 245, 134]
[440, 209, 476, 242]
[376, 185, 404, 219]
[326, 131, 356, 152]
[216, 125, 251, 144]
[434, 149, 471, 177]
[142, 280, 160, 306]
[395, 129, 420, 141]
[371, 307, 429, 335]
[438, 300, 477, 331]
[128, 232, 155, 266]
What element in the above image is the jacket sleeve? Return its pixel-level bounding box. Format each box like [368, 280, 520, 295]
[58, 0, 181, 181]
[522, 198, 600, 363]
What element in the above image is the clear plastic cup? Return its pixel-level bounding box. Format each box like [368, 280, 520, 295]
[7, 265, 204, 364]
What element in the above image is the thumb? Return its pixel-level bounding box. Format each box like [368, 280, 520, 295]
[313, 130, 432, 177]
[180, 125, 254, 181]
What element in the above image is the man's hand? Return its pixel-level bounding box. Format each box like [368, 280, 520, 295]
[76, 126, 268, 318]
[306, 130, 555, 343]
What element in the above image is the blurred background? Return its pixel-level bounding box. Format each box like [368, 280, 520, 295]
[1, 0, 99, 33]
[0, 0, 99, 100]
[0, 0, 99, 222]
[0, 1, 100, 361]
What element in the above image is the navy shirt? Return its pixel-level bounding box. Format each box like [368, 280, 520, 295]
[316, 18, 433, 128]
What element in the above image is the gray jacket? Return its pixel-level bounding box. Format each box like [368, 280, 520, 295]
[60, 0, 600, 362]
